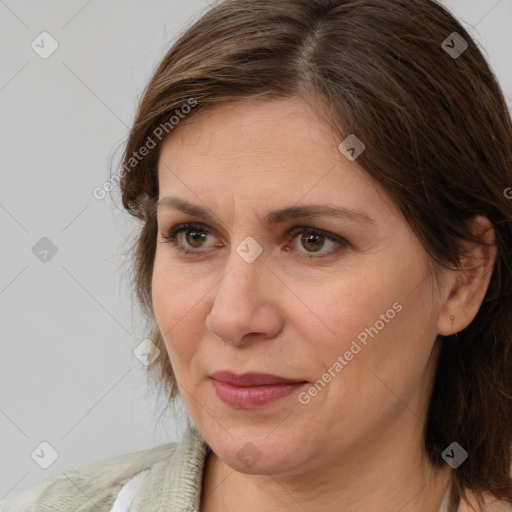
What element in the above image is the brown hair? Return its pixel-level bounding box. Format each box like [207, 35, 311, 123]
[116, 0, 512, 507]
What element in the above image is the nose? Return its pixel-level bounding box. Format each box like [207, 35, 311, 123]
[205, 250, 283, 346]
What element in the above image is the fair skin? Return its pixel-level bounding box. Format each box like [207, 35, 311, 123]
[152, 96, 498, 511]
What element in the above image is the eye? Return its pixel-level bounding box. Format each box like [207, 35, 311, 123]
[286, 226, 348, 258]
[160, 222, 220, 255]
[159, 222, 348, 258]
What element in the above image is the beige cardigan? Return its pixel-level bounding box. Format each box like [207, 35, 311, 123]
[0, 424, 455, 511]
[0, 425, 210, 512]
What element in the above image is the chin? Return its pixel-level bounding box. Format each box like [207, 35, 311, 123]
[205, 424, 312, 475]
[221, 448, 298, 476]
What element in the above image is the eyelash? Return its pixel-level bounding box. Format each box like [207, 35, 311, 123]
[159, 222, 348, 259]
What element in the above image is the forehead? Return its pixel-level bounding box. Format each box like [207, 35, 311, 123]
[155, 96, 397, 222]
[159, 96, 337, 164]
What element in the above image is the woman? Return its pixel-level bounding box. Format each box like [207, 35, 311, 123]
[2, 0, 512, 510]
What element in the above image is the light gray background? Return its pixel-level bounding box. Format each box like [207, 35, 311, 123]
[1, 0, 511, 501]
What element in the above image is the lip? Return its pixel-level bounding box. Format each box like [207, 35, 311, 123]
[210, 371, 306, 386]
[210, 371, 308, 409]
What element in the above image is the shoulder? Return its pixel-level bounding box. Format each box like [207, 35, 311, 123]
[0, 441, 178, 512]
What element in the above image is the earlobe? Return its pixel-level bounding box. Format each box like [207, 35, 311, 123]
[437, 215, 497, 337]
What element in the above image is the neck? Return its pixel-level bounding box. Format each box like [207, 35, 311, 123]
[200, 413, 452, 512]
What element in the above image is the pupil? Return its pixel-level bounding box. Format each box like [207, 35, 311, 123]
[302, 233, 324, 252]
[186, 230, 206, 247]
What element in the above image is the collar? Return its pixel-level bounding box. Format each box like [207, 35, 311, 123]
[131, 425, 211, 512]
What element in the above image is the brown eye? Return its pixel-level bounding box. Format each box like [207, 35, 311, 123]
[161, 222, 348, 259]
[300, 232, 325, 252]
[185, 229, 208, 248]
[287, 226, 348, 258]
[160, 222, 218, 254]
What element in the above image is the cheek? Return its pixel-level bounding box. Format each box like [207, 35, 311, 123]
[151, 254, 212, 373]
[150, 251, 231, 425]
[286, 266, 400, 357]
[152, 250, 205, 327]
[292, 263, 434, 394]
[152, 256, 179, 332]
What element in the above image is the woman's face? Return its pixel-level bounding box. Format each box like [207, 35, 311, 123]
[153, 96, 446, 475]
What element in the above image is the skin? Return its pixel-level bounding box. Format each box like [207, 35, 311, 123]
[152, 96, 497, 511]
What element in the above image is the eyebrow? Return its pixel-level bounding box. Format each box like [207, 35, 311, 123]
[157, 197, 376, 226]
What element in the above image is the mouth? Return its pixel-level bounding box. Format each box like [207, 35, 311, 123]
[209, 371, 308, 409]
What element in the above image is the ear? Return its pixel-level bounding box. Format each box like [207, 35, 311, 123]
[437, 215, 497, 337]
